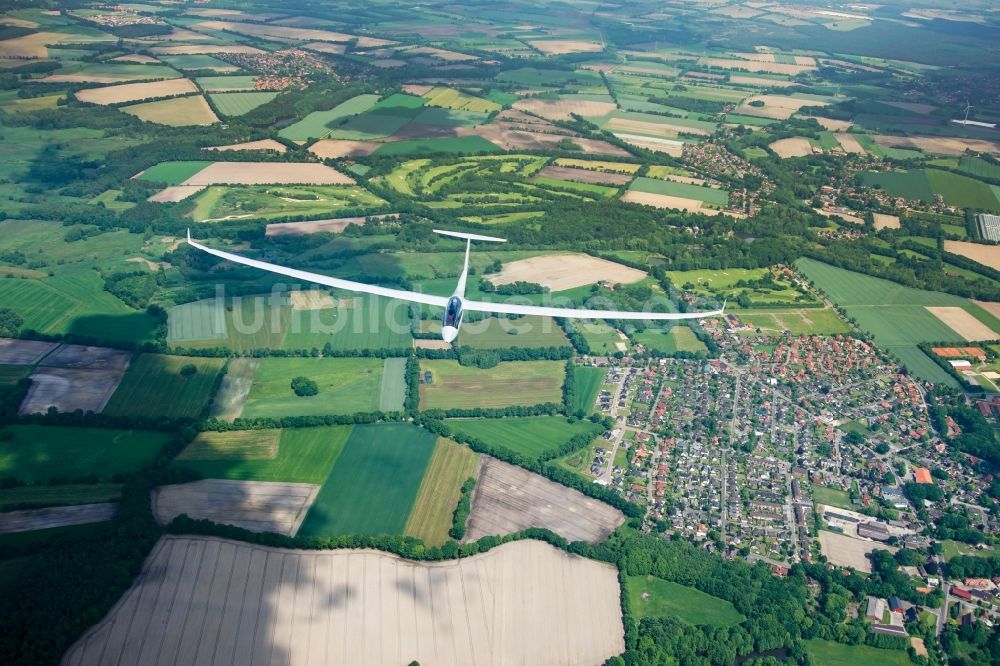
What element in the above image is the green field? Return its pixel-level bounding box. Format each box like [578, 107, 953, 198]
[625, 575, 746, 626]
[297, 423, 436, 536]
[941, 539, 995, 561]
[190, 185, 386, 222]
[796, 258, 1000, 385]
[103, 355, 226, 420]
[667, 267, 817, 309]
[571, 366, 607, 415]
[0, 425, 169, 483]
[958, 155, 1000, 180]
[135, 161, 210, 185]
[738, 309, 850, 335]
[456, 315, 571, 349]
[804, 639, 911, 666]
[419, 359, 565, 410]
[241, 356, 385, 418]
[174, 426, 351, 483]
[862, 169, 1000, 210]
[533, 176, 619, 198]
[630, 176, 730, 206]
[0, 483, 122, 511]
[378, 357, 407, 412]
[160, 55, 235, 71]
[578, 322, 629, 355]
[445, 416, 597, 461]
[633, 326, 708, 355]
[404, 438, 479, 546]
[282, 294, 413, 352]
[209, 92, 279, 116]
[195, 75, 257, 91]
[278, 93, 381, 141]
[372, 136, 502, 156]
[0, 365, 30, 386]
[811, 484, 854, 510]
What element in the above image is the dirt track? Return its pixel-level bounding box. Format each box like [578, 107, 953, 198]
[465, 457, 625, 544]
[63, 535, 624, 666]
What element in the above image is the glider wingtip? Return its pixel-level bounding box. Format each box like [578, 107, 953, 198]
[186, 228, 191, 243]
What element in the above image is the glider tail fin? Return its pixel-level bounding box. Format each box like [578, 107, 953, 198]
[433, 229, 506, 243]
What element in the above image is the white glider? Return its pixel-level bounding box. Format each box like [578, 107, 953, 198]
[187, 229, 724, 343]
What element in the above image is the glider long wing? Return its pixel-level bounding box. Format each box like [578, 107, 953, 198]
[462, 299, 724, 320]
[186, 232, 450, 308]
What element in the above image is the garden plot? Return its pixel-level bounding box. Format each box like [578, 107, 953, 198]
[0, 338, 57, 365]
[152, 479, 320, 536]
[488, 253, 646, 290]
[64, 535, 624, 666]
[926, 307, 997, 341]
[75, 78, 198, 105]
[465, 457, 625, 543]
[0, 502, 117, 534]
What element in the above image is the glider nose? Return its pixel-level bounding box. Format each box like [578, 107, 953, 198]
[441, 326, 459, 343]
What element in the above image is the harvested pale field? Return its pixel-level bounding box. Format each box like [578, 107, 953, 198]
[0, 502, 117, 534]
[150, 44, 265, 56]
[731, 52, 776, 63]
[926, 306, 998, 341]
[403, 84, 434, 96]
[729, 75, 797, 88]
[47, 74, 158, 84]
[815, 207, 864, 224]
[606, 116, 711, 137]
[873, 213, 901, 230]
[818, 530, 895, 573]
[488, 253, 645, 291]
[769, 137, 813, 158]
[736, 94, 828, 119]
[110, 54, 160, 64]
[181, 162, 354, 186]
[205, 139, 287, 153]
[414, 339, 452, 350]
[147, 185, 205, 202]
[64, 535, 625, 666]
[529, 40, 604, 55]
[308, 139, 381, 159]
[471, 125, 630, 157]
[123, 95, 219, 126]
[41, 344, 131, 371]
[406, 46, 478, 61]
[265, 216, 368, 237]
[872, 134, 1000, 155]
[698, 57, 814, 75]
[76, 78, 197, 105]
[536, 165, 632, 186]
[974, 300, 1000, 319]
[0, 338, 57, 365]
[612, 132, 684, 156]
[19, 366, 126, 414]
[466, 457, 625, 544]
[835, 133, 865, 154]
[290, 290, 335, 310]
[513, 97, 617, 121]
[209, 358, 260, 421]
[196, 20, 394, 48]
[815, 117, 853, 131]
[794, 55, 816, 66]
[302, 42, 345, 55]
[621, 190, 729, 215]
[710, 6, 763, 18]
[0, 32, 72, 58]
[152, 479, 320, 536]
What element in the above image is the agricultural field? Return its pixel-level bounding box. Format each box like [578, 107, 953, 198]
[297, 423, 436, 536]
[804, 639, 911, 666]
[796, 258, 999, 385]
[278, 93, 381, 141]
[121, 95, 219, 126]
[174, 426, 351, 484]
[861, 169, 1000, 211]
[419, 359, 565, 410]
[0, 483, 122, 512]
[281, 293, 413, 352]
[630, 176, 730, 207]
[445, 416, 597, 461]
[195, 75, 257, 91]
[625, 575, 745, 626]
[811, 484, 855, 511]
[103, 355, 226, 420]
[456, 315, 571, 349]
[571, 366, 607, 414]
[738, 309, 851, 336]
[0, 425, 169, 483]
[135, 161, 211, 185]
[633, 325, 708, 355]
[579, 322, 630, 355]
[403, 438, 479, 546]
[209, 92, 279, 116]
[241, 357, 386, 418]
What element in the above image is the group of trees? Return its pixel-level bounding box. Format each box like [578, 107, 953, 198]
[448, 477, 475, 540]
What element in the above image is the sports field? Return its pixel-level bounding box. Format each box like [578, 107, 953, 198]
[297, 423, 436, 536]
[103, 355, 225, 420]
[403, 438, 479, 545]
[796, 258, 1000, 385]
[445, 416, 598, 461]
[173, 426, 351, 484]
[209, 92, 278, 116]
[625, 575, 745, 626]
[0, 425, 168, 483]
[805, 639, 911, 666]
[240, 357, 385, 418]
[419, 359, 565, 410]
[456, 315, 571, 349]
[572, 366, 607, 414]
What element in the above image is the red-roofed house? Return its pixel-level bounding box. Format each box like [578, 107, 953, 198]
[914, 468, 932, 484]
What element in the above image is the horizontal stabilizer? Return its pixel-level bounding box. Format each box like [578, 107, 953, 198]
[433, 229, 506, 243]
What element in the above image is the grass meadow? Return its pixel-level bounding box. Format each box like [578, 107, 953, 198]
[633, 326, 707, 355]
[241, 356, 384, 418]
[282, 293, 413, 352]
[419, 359, 565, 410]
[626, 575, 745, 626]
[209, 92, 279, 116]
[455, 315, 571, 349]
[404, 438, 479, 545]
[630, 176, 730, 206]
[297, 423, 436, 536]
[445, 416, 598, 461]
[572, 366, 607, 414]
[135, 161, 210, 184]
[104, 355, 226, 420]
[804, 639, 911, 666]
